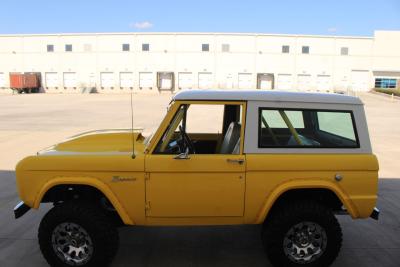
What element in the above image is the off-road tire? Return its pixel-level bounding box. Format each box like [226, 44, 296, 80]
[38, 201, 119, 267]
[262, 200, 342, 267]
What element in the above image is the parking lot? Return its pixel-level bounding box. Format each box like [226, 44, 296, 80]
[0, 92, 399, 267]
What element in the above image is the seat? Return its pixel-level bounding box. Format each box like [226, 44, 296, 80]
[220, 122, 241, 154]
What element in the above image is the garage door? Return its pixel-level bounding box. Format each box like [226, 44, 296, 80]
[139, 72, 153, 89]
[277, 74, 293, 90]
[178, 72, 193, 89]
[158, 72, 173, 90]
[316, 75, 331, 92]
[0, 73, 5, 87]
[120, 72, 134, 88]
[257, 74, 274, 90]
[63, 72, 77, 88]
[297, 74, 312, 91]
[225, 75, 234, 89]
[198, 72, 213, 89]
[100, 72, 114, 88]
[45, 72, 58, 87]
[351, 70, 370, 92]
[238, 73, 252, 89]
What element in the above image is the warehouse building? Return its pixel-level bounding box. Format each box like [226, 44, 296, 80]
[0, 31, 399, 94]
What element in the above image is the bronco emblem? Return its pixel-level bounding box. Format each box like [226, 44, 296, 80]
[111, 176, 136, 182]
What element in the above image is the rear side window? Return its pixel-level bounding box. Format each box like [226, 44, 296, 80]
[317, 112, 355, 141]
[258, 108, 359, 148]
[262, 110, 304, 128]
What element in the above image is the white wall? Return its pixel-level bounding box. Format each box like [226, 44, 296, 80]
[0, 31, 399, 93]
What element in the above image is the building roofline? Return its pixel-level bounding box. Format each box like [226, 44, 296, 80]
[0, 31, 375, 40]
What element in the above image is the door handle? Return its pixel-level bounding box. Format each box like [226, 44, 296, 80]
[226, 159, 245, 165]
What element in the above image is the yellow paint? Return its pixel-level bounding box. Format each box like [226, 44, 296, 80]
[244, 154, 379, 223]
[145, 154, 246, 218]
[15, 100, 379, 226]
[52, 131, 145, 153]
[34, 176, 134, 225]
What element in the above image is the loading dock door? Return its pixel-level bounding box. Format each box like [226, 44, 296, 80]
[226, 75, 234, 89]
[351, 70, 370, 91]
[158, 72, 174, 90]
[100, 72, 114, 88]
[316, 75, 331, 92]
[120, 72, 134, 88]
[297, 74, 312, 91]
[139, 72, 153, 89]
[178, 72, 193, 89]
[89, 73, 96, 88]
[0, 73, 5, 87]
[63, 72, 77, 88]
[257, 73, 274, 90]
[276, 74, 293, 90]
[198, 72, 213, 89]
[238, 73, 252, 89]
[45, 72, 58, 88]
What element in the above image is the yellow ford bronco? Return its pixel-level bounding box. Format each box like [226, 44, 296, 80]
[14, 90, 379, 267]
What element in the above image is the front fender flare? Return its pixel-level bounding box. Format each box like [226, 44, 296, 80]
[255, 179, 357, 224]
[34, 176, 134, 225]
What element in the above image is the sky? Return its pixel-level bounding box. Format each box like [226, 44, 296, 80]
[1, 0, 399, 36]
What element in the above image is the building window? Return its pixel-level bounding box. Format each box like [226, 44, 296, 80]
[47, 45, 54, 52]
[202, 43, 209, 52]
[65, 44, 73, 52]
[222, 44, 230, 52]
[375, 78, 397, 89]
[83, 44, 92, 52]
[122, 44, 130, 51]
[302, 46, 310, 54]
[258, 108, 358, 148]
[142, 43, 150, 51]
[341, 47, 349, 55]
[282, 45, 290, 53]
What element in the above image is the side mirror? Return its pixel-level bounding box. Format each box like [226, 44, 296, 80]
[174, 147, 190, 160]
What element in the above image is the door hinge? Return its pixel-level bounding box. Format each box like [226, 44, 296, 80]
[145, 201, 151, 211]
[144, 173, 150, 181]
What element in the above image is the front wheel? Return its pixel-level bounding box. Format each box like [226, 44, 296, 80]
[262, 201, 342, 267]
[38, 201, 119, 267]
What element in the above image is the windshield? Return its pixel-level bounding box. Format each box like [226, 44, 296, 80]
[143, 100, 175, 150]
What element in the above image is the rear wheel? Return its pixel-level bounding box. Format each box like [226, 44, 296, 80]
[38, 201, 119, 267]
[261, 201, 342, 267]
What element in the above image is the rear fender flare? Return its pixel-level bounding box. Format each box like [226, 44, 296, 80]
[255, 179, 357, 224]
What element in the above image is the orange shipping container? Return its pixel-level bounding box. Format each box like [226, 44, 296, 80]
[9, 72, 41, 93]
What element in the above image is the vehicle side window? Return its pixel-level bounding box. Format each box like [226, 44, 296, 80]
[185, 104, 224, 134]
[258, 108, 359, 148]
[317, 112, 355, 141]
[262, 110, 304, 129]
[154, 103, 243, 154]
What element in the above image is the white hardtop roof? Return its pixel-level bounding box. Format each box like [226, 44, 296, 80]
[173, 90, 363, 105]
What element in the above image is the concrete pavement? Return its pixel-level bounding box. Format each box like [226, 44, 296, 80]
[0, 92, 399, 266]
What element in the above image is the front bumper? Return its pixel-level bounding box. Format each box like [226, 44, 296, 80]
[14, 201, 31, 219]
[370, 207, 380, 220]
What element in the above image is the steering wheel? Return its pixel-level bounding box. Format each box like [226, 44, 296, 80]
[179, 125, 196, 154]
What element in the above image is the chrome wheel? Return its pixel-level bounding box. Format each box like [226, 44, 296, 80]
[283, 221, 327, 264]
[51, 222, 94, 266]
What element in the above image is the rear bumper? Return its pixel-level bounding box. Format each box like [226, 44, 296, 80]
[370, 207, 380, 220]
[14, 201, 31, 219]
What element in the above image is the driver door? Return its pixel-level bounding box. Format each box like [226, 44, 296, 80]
[145, 101, 246, 218]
